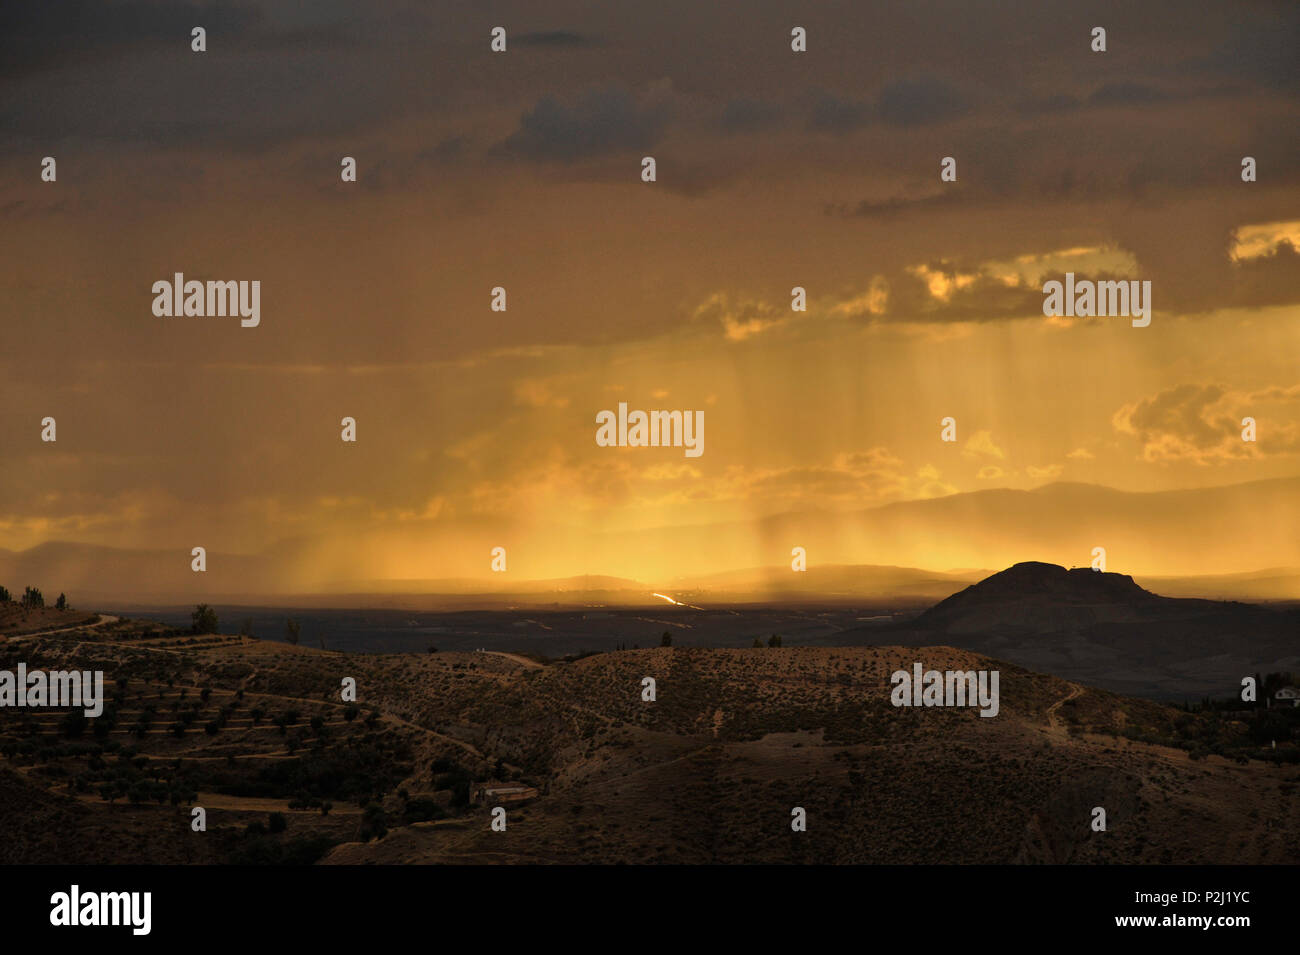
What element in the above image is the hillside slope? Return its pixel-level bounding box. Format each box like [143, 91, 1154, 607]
[2, 620, 1295, 865]
[838, 562, 1300, 699]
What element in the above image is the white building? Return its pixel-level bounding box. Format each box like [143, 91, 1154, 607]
[1273, 686, 1300, 708]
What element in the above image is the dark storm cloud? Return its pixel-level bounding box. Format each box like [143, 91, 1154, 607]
[825, 192, 967, 220]
[1016, 93, 1082, 115]
[0, 0, 400, 153]
[1018, 82, 1234, 116]
[876, 266, 1051, 325]
[296, 134, 470, 198]
[418, 136, 467, 164]
[512, 31, 598, 48]
[1229, 241, 1300, 310]
[1086, 83, 1170, 108]
[1, 0, 1297, 340]
[849, 238, 1300, 326]
[805, 90, 871, 132]
[828, 82, 1300, 227]
[494, 86, 669, 161]
[806, 76, 971, 133]
[719, 98, 783, 133]
[876, 77, 971, 127]
[0, 0, 261, 79]
[1182, 15, 1300, 95]
[334, 136, 469, 194]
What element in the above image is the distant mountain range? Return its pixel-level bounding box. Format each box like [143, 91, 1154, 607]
[4, 476, 1300, 604]
[587, 476, 1300, 585]
[0, 542, 658, 608]
[668, 563, 984, 604]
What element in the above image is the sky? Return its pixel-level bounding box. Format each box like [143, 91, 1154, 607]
[1, 0, 1298, 590]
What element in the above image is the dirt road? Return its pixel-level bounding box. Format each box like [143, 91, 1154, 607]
[5, 613, 119, 642]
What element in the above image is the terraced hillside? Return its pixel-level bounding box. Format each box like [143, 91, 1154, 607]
[1, 614, 1296, 864]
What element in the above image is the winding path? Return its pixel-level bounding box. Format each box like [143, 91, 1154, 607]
[1046, 682, 1084, 732]
[5, 613, 119, 642]
[479, 650, 544, 670]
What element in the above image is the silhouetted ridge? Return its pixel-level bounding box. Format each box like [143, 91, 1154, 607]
[914, 561, 1163, 633]
[940, 561, 1153, 604]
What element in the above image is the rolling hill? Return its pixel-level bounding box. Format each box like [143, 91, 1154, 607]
[838, 562, 1300, 699]
[1, 611, 1296, 865]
